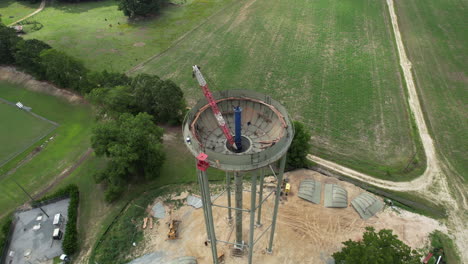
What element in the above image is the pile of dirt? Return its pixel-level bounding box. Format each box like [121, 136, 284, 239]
[0, 67, 84, 103]
[132, 169, 446, 264]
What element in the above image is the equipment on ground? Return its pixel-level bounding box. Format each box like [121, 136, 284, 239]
[281, 179, 290, 196]
[52, 228, 62, 240]
[167, 220, 181, 240]
[53, 213, 62, 226]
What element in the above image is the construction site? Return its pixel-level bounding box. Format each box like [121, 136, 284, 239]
[131, 169, 445, 264]
[126, 67, 447, 264]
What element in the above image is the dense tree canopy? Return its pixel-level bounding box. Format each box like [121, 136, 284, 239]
[91, 113, 165, 201]
[118, 0, 165, 18]
[14, 39, 51, 78]
[87, 70, 131, 89]
[132, 74, 186, 124]
[0, 23, 21, 65]
[287, 121, 312, 169]
[88, 73, 186, 124]
[40, 49, 90, 92]
[333, 227, 422, 264]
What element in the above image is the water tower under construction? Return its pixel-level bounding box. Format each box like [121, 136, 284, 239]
[182, 66, 294, 264]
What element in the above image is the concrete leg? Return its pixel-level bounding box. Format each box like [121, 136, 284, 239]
[248, 171, 257, 264]
[256, 168, 265, 226]
[200, 170, 218, 264]
[267, 154, 287, 253]
[235, 172, 243, 248]
[226, 171, 232, 222]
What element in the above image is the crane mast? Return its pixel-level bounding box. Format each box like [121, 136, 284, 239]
[192, 65, 236, 148]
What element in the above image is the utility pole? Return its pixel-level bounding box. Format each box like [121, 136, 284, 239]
[13, 178, 49, 218]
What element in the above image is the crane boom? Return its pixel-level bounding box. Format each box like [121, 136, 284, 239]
[192, 65, 236, 148]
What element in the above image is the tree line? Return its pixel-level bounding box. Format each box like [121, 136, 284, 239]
[1, 20, 186, 201]
[15, 0, 166, 18]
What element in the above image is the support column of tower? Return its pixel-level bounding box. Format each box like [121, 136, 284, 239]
[226, 172, 232, 222]
[256, 168, 265, 227]
[200, 169, 218, 263]
[248, 171, 257, 264]
[234, 172, 243, 249]
[267, 154, 287, 253]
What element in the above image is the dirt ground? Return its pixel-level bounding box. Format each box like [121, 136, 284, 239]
[0, 67, 84, 103]
[134, 169, 446, 264]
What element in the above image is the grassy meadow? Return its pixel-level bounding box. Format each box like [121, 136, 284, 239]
[0, 0, 40, 25]
[134, 0, 425, 180]
[0, 101, 56, 166]
[394, 0, 468, 182]
[0, 82, 94, 217]
[25, 0, 234, 72]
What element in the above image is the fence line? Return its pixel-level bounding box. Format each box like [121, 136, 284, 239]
[0, 97, 59, 168]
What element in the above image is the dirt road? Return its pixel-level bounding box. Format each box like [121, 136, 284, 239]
[308, 0, 467, 261]
[7, 0, 46, 27]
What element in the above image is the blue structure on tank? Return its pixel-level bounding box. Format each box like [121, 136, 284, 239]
[234, 106, 242, 151]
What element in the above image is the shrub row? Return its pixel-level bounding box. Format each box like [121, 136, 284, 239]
[1, 22, 186, 124]
[33, 184, 80, 256]
[0, 216, 13, 257]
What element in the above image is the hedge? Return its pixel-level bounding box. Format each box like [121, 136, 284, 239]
[0, 216, 13, 257]
[33, 184, 79, 256]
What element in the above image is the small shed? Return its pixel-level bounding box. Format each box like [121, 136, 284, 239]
[324, 184, 348, 208]
[298, 179, 322, 204]
[351, 193, 384, 220]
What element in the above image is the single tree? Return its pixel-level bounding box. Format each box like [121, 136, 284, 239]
[132, 74, 186, 124]
[118, 0, 164, 18]
[91, 113, 165, 201]
[14, 39, 51, 78]
[287, 121, 311, 168]
[333, 227, 422, 264]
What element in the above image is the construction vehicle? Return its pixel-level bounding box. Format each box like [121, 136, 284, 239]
[281, 178, 290, 196]
[167, 219, 180, 240]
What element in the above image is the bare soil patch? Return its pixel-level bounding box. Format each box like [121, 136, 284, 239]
[133, 42, 146, 47]
[133, 169, 445, 264]
[0, 67, 84, 104]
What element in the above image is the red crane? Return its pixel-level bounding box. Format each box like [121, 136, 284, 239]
[192, 65, 236, 148]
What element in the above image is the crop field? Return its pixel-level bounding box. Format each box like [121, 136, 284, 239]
[0, 0, 40, 25]
[0, 99, 56, 166]
[133, 0, 425, 180]
[394, 0, 467, 181]
[25, 0, 233, 72]
[0, 82, 93, 218]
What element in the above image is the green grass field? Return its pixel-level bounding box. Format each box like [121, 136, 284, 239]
[0, 100, 56, 166]
[394, 0, 467, 182]
[25, 0, 233, 72]
[133, 0, 425, 180]
[0, 81, 94, 218]
[0, 0, 40, 25]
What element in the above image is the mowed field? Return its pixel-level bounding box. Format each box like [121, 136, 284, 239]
[0, 0, 40, 25]
[0, 100, 56, 166]
[25, 0, 233, 72]
[394, 0, 468, 182]
[0, 82, 93, 218]
[134, 0, 425, 180]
